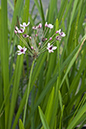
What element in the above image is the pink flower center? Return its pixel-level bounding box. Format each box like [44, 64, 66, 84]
[49, 46, 52, 50]
[20, 29, 23, 32]
[21, 49, 24, 52]
[23, 34, 27, 37]
[60, 32, 63, 35]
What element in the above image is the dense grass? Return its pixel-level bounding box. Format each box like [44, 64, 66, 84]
[0, 0, 86, 129]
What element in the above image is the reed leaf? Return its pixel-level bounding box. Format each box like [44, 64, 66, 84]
[19, 119, 25, 129]
[38, 106, 50, 129]
[0, 0, 9, 128]
[67, 103, 86, 129]
[8, 55, 24, 129]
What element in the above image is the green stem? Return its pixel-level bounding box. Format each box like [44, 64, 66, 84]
[23, 59, 35, 126]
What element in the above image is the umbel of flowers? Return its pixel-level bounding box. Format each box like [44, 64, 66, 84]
[14, 21, 66, 58]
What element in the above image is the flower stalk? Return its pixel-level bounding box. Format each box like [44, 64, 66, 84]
[23, 59, 35, 126]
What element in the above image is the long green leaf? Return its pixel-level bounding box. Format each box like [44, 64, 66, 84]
[45, 87, 55, 125]
[0, 7, 5, 129]
[22, 0, 30, 22]
[59, 35, 86, 89]
[38, 106, 50, 129]
[67, 103, 86, 129]
[8, 55, 24, 129]
[1, 0, 9, 128]
[19, 119, 25, 129]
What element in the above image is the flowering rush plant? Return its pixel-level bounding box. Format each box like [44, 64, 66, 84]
[14, 21, 66, 58]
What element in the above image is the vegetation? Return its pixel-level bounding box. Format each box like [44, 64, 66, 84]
[0, 0, 86, 129]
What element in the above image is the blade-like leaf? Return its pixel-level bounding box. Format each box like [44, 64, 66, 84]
[38, 106, 50, 129]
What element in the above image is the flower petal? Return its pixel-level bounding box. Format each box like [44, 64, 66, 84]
[23, 34, 29, 38]
[60, 32, 66, 37]
[49, 49, 53, 53]
[52, 46, 57, 50]
[14, 30, 17, 34]
[56, 29, 61, 34]
[48, 24, 53, 29]
[24, 47, 27, 52]
[20, 24, 24, 28]
[23, 22, 26, 26]
[26, 22, 30, 26]
[45, 22, 48, 27]
[15, 26, 19, 31]
[17, 52, 22, 55]
[18, 45, 22, 50]
[47, 43, 50, 47]
[38, 23, 42, 28]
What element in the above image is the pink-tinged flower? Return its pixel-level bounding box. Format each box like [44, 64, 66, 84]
[45, 38, 47, 41]
[15, 26, 19, 31]
[38, 23, 42, 28]
[23, 34, 29, 38]
[14, 30, 17, 34]
[29, 36, 31, 39]
[47, 43, 57, 53]
[39, 42, 41, 45]
[45, 22, 53, 29]
[14, 26, 25, 34]
[14, 26, 19, 34]
[32, 26, 37, 30]
[56, 36, 61, 41]
[42, 37, 47, 42]
[17, 28, 25, 33]
[56, 29, 66, 37]
[59, 31, 66, 37]
[45, 22, 48, 27]
[49, 37, 52, 41]
[17, 45, 27, 55]
[47, 24, 53, 29]
[56, 29, 61, 34]
[20, 22, 30, 28]
[35, 34, 38, 37]
[31, 46, 34, 50]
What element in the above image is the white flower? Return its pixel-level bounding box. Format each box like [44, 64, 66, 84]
[17, 28, 25, 33]
[56, 29, 61, 34]
[45, 22, 53, 29]
[47, 24, 53, 29]
[17, 45, 27, 55]
[56, 36, 61, 41]
[45, 22, 48, 27]
[47, 43, 57, 53]
[20, 22, 30, 28]
[32, 26, 38, 30]
[38, 23, 42, 28]
[14, 30, 17, 34]
[23, 34, 29, 38]
[59, 31, 66, 37]
[56, 29, 66, 37]
[14, 26, 19, 34]
[15, 26, 19, 31]
[15, 26, 25, 34]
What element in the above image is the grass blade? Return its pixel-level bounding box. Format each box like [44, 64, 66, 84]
[67, 103, 86, 129]
[0, 0, 9, 128]
[19, 119, 25, 129]
[38, 106, 50, 129]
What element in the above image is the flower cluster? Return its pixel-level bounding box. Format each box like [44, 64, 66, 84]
[14, 21, 66, 57]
